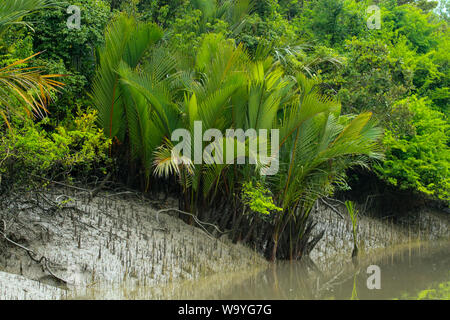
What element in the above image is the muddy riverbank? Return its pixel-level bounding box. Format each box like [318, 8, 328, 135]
[308, 199, 449, 271]
[0, 186, 448, 299]
[0, 187, 266, 299]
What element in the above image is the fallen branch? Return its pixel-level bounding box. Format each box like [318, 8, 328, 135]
[89, 172, 112, 201]
[30, 174, 91, 193]
[105, 191, 136, 198]
[156, 208, 228, 239]
[325, 197, 346, 206]
[0, 219, 69, 286]
[319, 198, 344, 219]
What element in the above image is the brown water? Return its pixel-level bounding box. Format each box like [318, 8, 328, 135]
[74, 241, 449, 299]
[150, 241, 449, 300]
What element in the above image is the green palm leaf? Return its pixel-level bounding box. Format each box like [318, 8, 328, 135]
[92, 14, 163, 142]
[0, 0, 58, 34]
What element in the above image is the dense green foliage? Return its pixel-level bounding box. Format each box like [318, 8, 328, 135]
[0, 109, 111, 185]
[30, 0, 111, 119]
[376, 96, 449, 201]
[0, 0, 448, 260]
[241, 181, 282, 217]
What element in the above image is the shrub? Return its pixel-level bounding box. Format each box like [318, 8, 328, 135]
[241, 181, 282, 218]
[0, 108, 111, 187]
[375, 96, 449, 203]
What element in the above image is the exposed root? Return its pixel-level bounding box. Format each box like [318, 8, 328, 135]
[156, 208, 228, 240]
[0, 219, 68, 286]
[319, 198, 344, 219]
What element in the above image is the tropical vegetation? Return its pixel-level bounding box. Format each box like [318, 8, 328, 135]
[0, 0, 448, 260]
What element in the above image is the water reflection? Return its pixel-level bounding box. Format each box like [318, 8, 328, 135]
[155, 241, 449, 300]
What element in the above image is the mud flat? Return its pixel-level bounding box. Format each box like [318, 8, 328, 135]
[0, 187, 266, 299]
[0, 271, 65, 300]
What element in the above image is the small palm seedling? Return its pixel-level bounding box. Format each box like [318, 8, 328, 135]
[345, 200, 359, 261]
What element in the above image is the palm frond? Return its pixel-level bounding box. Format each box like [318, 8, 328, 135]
[153, 140, 194, 179]
[0, 52, 64, 126]
[0, 0, 59, 34]
[92, 14, 163, 141]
